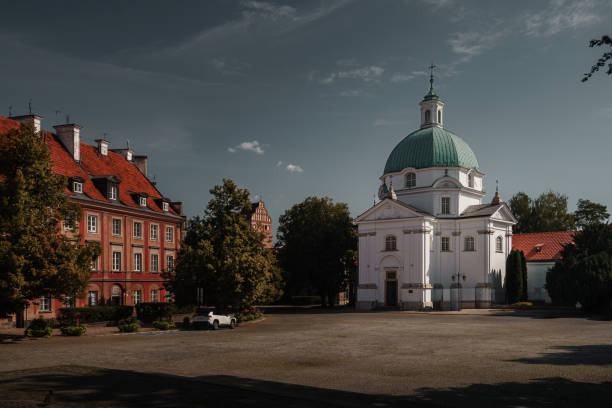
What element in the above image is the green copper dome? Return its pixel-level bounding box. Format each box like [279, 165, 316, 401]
[383, 126, 479, 174]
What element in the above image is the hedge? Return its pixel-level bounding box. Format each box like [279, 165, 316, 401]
[58, 306, 134, 324]
[136, 302, 173, 323]
[291, 296, 321, 305]
[60, 326, 87, 336]
[24, 318, 53, 337]
[118, 323, 140, 332]
[152, 320, 176, 330]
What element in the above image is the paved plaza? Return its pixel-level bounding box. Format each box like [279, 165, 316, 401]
[1, 309, 611, 407]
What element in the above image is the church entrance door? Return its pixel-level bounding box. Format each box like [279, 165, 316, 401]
[385, 270, 398, 307]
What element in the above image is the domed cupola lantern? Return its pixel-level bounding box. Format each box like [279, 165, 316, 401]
[420, 64, 444, 128]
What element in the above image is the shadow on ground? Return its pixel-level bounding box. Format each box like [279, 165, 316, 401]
[510, 344, 612, 366]
[0, 365, 610, 407]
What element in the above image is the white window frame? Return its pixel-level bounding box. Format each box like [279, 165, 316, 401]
[112, 218, 122, 236]
[109, 184, 118, 200]
[133, 221, 142, 239]
[134, 253, 142, 272]
[140, 196, 147, 207]
[441, 237, 450, 252]
[464, 236, 475, 252]
[112, 251, 122, 272]
[73, 181, 83, 193]
[151, 289, 159, 302]
[133, 290, 142, 305]
[150, 224, 159, 241]
[91, 256, 99, 271]
[39, 296, 51, 312]
[165, 226, 174, 243]
[88, 291, 98, 306]
[64, 216, 73, 231]
[468, 174, 474, 188]
[151, 254, 159, 273]
[441, 197, 451, 215]
[385, 235, 397, 251]
[87, 214, 98, 233]
[163, 202, 169, 212]
[496, 236, 504, 253]
[405, 172, 416, 188]
[166, 255, 174, 272]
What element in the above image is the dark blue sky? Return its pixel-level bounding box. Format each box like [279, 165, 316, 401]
[1, 0, 610, 231]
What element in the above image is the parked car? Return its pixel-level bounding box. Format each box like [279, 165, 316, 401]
[192, 309, 236, 330]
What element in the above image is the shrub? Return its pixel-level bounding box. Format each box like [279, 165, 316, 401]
[291, 296, 321, 306]
[24, 318, 53, 337]
[152, 320, 176, 330]
[505, 250, 523, 304]
[136, 302, 173, 323]
[511, 301, 533, 308]
[58, 306, 133, 325]
[118, 322, 140, 333]
[60, 326, 87, 336]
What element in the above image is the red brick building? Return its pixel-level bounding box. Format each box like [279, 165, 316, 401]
[248, 201, 273, 249]
[0, 114, 185, 322]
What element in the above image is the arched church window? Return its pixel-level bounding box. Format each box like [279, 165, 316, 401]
[438, 110, 442, 123]
[464, 236, 475, 251]
[425, 110, 431, 123]
[405, 172, 416, 188]
[496, 236, 503, 252]
[468, 174, 474, 188]
[385, 235, 397, 251]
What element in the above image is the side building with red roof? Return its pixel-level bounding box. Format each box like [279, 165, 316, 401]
[1, 114, 185, 325]
[512, 231, 575, 302]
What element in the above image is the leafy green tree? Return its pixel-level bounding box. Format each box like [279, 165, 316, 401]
[574, 199, 609, 229]
[276, 197, 357, 307]
[165, 179, 282, 309]
[581, 35, 612, 82]
[509, 192, 533, 234]
[505, 250, 523, 304]
[519, 250, 528, 301]
[0, 124, 101, 317]
[547, 225, 612, 312]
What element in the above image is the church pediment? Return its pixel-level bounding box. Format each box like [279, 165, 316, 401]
[355, 199, 427, 223]
[492, 204, 517, 223]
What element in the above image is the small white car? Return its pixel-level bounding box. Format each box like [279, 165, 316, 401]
[192, 310, 236, 330]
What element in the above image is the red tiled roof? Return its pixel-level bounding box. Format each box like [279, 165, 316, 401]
[512, 231, 575, 261]
[0, 116, 179, 216]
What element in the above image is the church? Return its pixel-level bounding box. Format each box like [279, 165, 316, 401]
[355, 75, 517, 310]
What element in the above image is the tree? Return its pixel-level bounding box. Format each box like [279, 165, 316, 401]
[508, 191, 575, 233]
[546, 224, 612, 312]
[574, 199, 609, 229]
[505, 249, 523, 304]
[581, 35, 612, 82]
[519, 250, 528, 301]
[0, 124, 101, 317]
[165, 179, 282, 309]
[276, 197, 357, 307]
[509, 192, 533, 234]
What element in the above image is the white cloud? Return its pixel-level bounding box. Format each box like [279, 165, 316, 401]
[339, 89, 363, 97]
[319, 64, 385, 84]
[390, 70, 427, 83]
[523, 0, 601, 37]
[420, 0, 453, 9]
[276, 160, 283, 167]
[286, 164, 303, 173]
[241, 1, 298, 21]
[448, 31, 501, 59]
[228, 140, 265, 154]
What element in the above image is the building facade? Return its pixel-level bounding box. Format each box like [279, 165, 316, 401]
[248, 201, 273, 249]
[355, 78, 516, 310]
[0, 114, 185, 323]
[512, 231, 574, 302]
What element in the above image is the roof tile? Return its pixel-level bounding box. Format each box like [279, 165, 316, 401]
[512, 231, 575, 261]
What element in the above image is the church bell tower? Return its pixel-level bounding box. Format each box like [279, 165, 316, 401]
[419, 64, 444, 128]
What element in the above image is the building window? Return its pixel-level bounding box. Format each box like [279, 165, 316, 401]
[150, 224, 159, 241]
[87, 214, 98, 233]
[165, 226, 174, 243]
[441, 237, 450, 252]
[64, 216, 73, 231]
[133, 222, 142, 239]
[496, 236, 503, 253]
[109, 184, 118, 200]
[133, 290, 142, 305]
[73, 181, 83, 193]
[151, 254, 159, 273]
[438, 110, 442, 123]
[112, 251, 122, 272]
[441, 197, 450, 215]
[134, 253, 142, 272]
[405, 172, 416, 188]
[468, 174, 474, 188]
[112, 218, 122, 236]
[385, 235, 397, 251]
[166, 255, 174, 272]
[88, 291, 98, 306]
[464, 236, 475, 252]
[163, 202, 169, 212]
[91, 256, 99, 271]
[151, 289, 159, 302]
[39, 296, 51, 312]
[425, 110, 431, 123]
[140, 196, 147, 207]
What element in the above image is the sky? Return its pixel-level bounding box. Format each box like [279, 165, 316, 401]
[1, 0, 611, 234]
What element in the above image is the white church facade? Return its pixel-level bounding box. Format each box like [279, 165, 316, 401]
[355, 77, 517, 310]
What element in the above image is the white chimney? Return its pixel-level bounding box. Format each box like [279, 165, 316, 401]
[95, 139, 110, 156]
[54, 123, 81, 161]
[110, 148, 133, 161]
[10, 114, 43, 133]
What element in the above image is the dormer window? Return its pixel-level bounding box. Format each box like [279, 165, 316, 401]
[140, 196, 147, 207]
[163, 202, 169, 212]
[73, 181, 83, 193]
[405, 172, 416, 188]
[109, 184, 118, 200]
